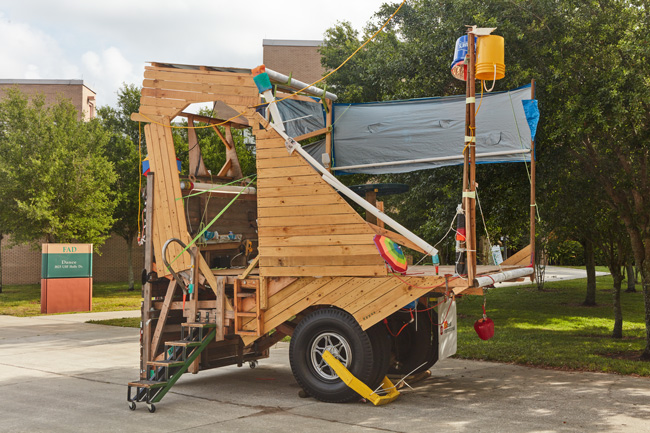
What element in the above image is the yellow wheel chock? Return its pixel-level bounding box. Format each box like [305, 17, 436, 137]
[322, 350, 400, 406]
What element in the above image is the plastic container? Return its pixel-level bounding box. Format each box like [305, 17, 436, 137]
[476, 35, 505, 81]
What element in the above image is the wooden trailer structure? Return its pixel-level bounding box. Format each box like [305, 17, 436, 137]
[127, 61, 535, 411]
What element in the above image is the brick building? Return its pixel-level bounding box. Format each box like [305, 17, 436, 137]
[0, 79, 96, 121]
[0, 79, 144, 285]
[262, 39, 326, 84]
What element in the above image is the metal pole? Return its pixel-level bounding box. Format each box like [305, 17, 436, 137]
[530, 79, 537, 272]
[465, 30, 477, 285]
[141, 172, 154, 379]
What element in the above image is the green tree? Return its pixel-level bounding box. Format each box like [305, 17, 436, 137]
[98, 84, 143, 291]
[322, 0, 650, 357]
[0, 88, 116, 249]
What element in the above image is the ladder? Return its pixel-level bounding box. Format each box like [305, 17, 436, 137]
[127, 322, 216, 412]
[233, 277, 262, 336]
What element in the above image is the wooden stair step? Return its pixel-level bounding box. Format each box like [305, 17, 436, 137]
[147, 360, 185, 368]
[236, 330, 259, 336]
[128, 380, 168, 389]
[236, 292, 255, 298]
[165, 340, 201, 347]
[181, 322, 217, 328]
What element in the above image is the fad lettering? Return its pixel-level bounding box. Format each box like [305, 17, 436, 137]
[62, 247, 77, 253]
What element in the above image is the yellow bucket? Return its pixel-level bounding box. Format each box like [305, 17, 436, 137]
[476, 35, 505, 81]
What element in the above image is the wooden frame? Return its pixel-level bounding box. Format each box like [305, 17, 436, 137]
[132, 60, 534, 372]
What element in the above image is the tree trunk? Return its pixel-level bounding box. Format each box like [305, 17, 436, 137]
[583, 238, 597, 306]
[626, 262, 637, 292]
[126, 237, 134, 291]
[612, 269, 623, 339]
[641, 261, 650, 361]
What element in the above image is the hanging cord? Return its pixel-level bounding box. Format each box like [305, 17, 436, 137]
[482, 64, 497, 92]
[508, 91, 541, 222]
[137, 122, 143, 241]
[137, 0, 407, 131]
[475, 186, 502, 270]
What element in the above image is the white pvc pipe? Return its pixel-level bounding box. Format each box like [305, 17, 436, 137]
[265, 68, 338, 101]
[270, 124, 438, 257]
[475, 267, 534, 287]
[188, 182, 256, 195]
[334, 149, 531, 171]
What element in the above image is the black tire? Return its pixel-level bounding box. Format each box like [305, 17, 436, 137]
[289, 308, 374, 403]
[366, 322, 391, 390]
[128, 401, 136, 411]
[147, 404, 156, 413]
[387, 304, 438, 375]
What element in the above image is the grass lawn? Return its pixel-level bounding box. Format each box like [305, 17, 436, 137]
[0, 282, 141, 316]
[455, 274, 650, 376]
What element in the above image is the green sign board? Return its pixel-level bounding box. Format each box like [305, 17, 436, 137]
[41, 244, 93, 279]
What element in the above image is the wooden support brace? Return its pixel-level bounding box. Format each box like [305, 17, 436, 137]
[151, 279, 177, 358]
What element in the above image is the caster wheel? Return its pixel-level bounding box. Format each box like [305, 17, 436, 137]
[128, 401, 136, 411]
[249, 361, 258, 369]
[147, 404, 156, 413]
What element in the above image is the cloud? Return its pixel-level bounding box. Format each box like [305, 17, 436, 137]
[0, 13, 79, 79]
[81, 47, 140, 106]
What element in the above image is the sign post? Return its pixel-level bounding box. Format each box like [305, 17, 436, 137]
[41, 243, 93, 314]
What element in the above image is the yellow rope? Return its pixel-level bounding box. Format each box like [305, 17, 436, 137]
[137, 0, 407, 130]
[137, 121, 142, 239]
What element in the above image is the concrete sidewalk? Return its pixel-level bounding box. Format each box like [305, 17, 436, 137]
[1, 313, 649, 433]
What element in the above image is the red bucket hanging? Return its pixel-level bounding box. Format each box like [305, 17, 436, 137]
[474, 298, 494, 340]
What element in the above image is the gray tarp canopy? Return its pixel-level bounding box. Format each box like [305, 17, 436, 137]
[275, 84, 534, 174]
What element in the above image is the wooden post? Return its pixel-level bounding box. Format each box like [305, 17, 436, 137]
[365, 189, 378, 225]
[465, 30, 477, 285]
[325, 99, 333, 172]
[530, 79, 537, 274]
[187, 115, 208, 178]
[141, 172, 155, 379]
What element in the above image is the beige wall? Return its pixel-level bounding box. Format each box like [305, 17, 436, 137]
[0, 80, 96, 121]
[1, 235, 145, 285]
[263, 40, 326, 85]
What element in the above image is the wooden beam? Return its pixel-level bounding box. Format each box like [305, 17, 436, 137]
[187, 115, 208, 178]
[239, 256, 260, 280]
[294, 127, 328, 142]
[224, 125, 243, 178]
[325, 99, 333, 172]
[367, 223, 426, 254]
[150, 279, 177, 358]
[216, 158, 232, 178]
[140, 174, 155, 378]
[178, 111, 249, 128]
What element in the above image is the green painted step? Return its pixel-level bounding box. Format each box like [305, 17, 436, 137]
[128, 380, 167, 389]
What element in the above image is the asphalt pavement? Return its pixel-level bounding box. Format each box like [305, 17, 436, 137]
[1, 304, 649, 433]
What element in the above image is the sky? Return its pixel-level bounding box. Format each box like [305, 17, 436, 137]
[0, 0, 389, 107]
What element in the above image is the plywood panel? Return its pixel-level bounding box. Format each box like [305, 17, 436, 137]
[259, 214, 364, 227]
[256, 166, 317, 178]
[260, 266, 386, 278]
[260, 255, 382, 267]
[144, 69, 256, 88]
[141, 88, 257, 106]
[257, 203, 352, 218]
[257, 184, 340, 198]
[143, 79, 257, 97]
[259, 245, 381, 257]
[261, 234, 375, 247]
[258, 223, 369, 237]
[255, 156, 305, 169]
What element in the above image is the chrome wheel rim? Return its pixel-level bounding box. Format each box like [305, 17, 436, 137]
[310, 332, 352, 380]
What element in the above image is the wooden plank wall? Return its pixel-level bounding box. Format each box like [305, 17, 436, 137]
[253, 125, 387, 278]
[240, 274, 448, 346]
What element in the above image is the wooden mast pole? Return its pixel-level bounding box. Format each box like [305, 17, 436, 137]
[141, 173, 154, 379]
[325, 99, 333, 172]
[465, 29, 477, 286]
[530, 79, 537, 271]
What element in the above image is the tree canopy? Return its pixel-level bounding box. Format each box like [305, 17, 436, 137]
[0, 88, 116, 248]
[321, 0, 650, 357]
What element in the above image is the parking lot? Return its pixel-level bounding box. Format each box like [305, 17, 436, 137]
[1, 311, 649, 433]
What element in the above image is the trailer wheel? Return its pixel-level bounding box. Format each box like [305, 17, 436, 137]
[289, 308, 374, 403]
[366, 322, 391, 390]
[387, 305, 438, 375]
